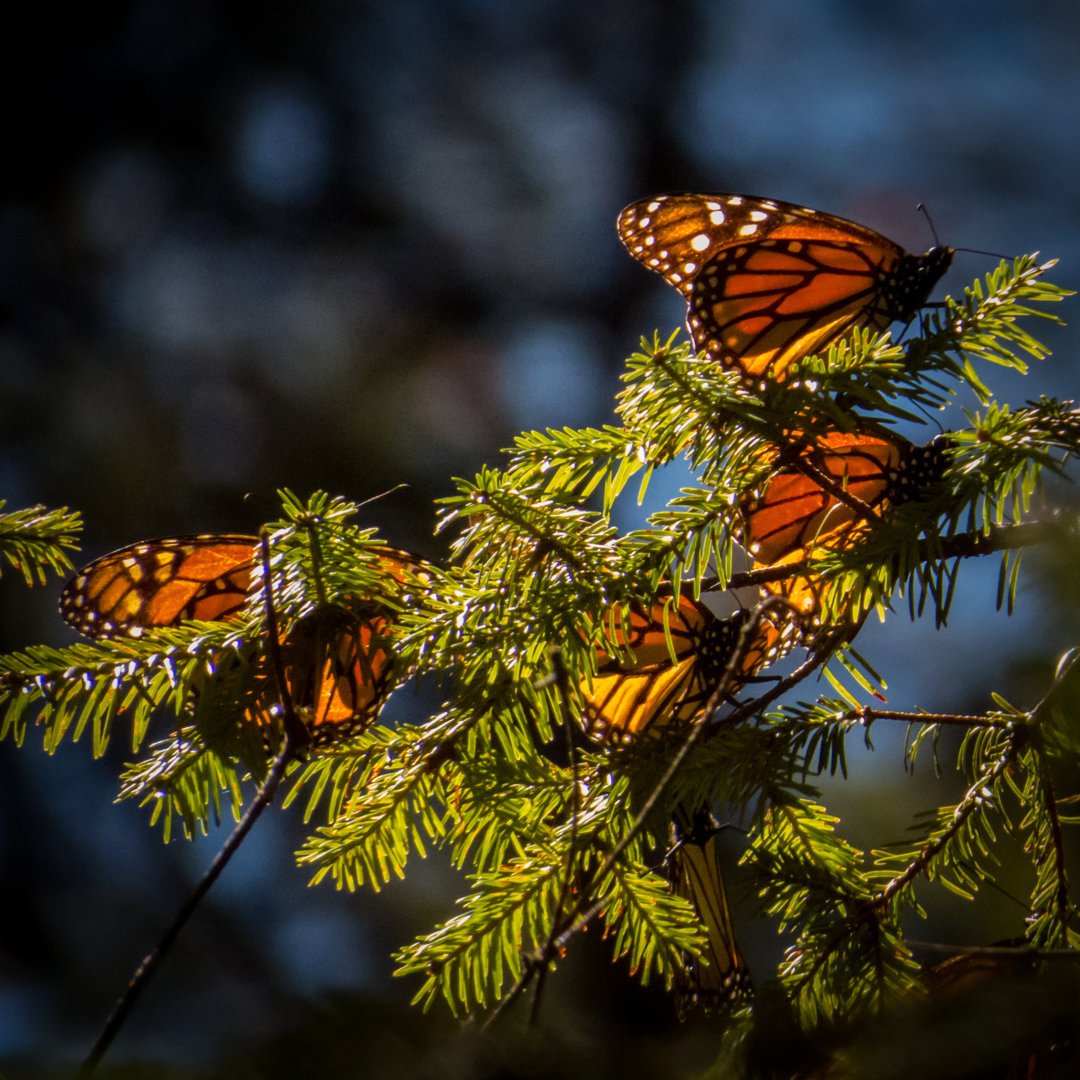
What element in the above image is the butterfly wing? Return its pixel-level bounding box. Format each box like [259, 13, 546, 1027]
[739, 432, 906, 565]
[618, 193, 952, 382]
[61, 535, 427, 739]
[581, 597, 792, 741]
[745, 433, 950, 629]
[582, 597, 709, 741]
[306, 551, 429, 735]
[59, 534, 259, 638]
[669, 824, 750, 1013]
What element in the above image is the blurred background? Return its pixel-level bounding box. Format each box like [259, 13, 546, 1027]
[2, 0, 1080, 1074]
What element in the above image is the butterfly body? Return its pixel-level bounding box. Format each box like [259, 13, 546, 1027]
[618, 193, 952, 382]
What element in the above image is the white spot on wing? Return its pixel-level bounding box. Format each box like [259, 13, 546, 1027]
[691, 234, 711, 252]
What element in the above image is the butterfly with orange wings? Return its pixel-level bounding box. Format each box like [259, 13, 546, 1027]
[738, 430, 951, 622]
[668, 815, 752, 1014]
[577, 433, 950, 744]
[618, 193, 952, 383]
[60, 534, 427, 739]
[580, 593, 803, 743]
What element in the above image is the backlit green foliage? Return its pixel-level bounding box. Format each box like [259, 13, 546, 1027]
[2, 255, 1079, 1067]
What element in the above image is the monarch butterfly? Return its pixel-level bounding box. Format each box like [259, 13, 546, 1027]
[739, 432, 951, 625]
[618, 193, 952, 383]
[739, 431, 951, 566]
[59, 534, 426, 737]
[668, 816, 750, 1013]
[581, 594, 797, 742]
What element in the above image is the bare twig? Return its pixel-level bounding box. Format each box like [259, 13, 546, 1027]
[80, 744, 292, 1075]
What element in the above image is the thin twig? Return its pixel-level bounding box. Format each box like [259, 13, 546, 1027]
[847, 706, 1012, 729]
[874, 750, 1016, 913]
[701, 520, 1059, 596]
[528, 646, 582, 1028]
[552, 600, 788, 950]
[80, 744, 292, 1075]
[81, 532, 307, 1074]
[483, 602, 780, 1029]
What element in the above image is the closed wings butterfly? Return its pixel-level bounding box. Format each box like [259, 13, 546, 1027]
[618, 193, 952, 383]
[739, 431, 951, 566]
[740, 431, 950, 623]
[59, 534, 426, 735]
[581, 594, 797, 742]
[668, 819, 751, 1013]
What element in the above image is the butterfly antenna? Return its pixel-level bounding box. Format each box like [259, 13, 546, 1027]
[916, 205, 1011, 259]
[955, 246, 1013, 260]
[915, 202, 942, 247]
[909, 397, 946, 436]
[354, 483, 409, 510]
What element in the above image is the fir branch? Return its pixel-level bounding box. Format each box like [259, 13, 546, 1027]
[396, 849, 569, 1016]
[0, 502, 82, 586]
[872, 742, 1016, 913]
[833, 706, 1012, 729]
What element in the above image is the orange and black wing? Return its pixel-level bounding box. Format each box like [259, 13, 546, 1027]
[581, 595, 793, 742]
[61, 535, 427, 738]
[59, 534, 259, 638]
[267, 607, 397, 740]
[739, 431, 910, 566]
[669, 824, 751, 1013]
[297, 550, 430, 736]
[743, 433, 950, 626]
[618, 193, 952, 383]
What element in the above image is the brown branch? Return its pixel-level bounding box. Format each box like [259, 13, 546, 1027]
[846, 707, 1013, 729]
[874, 749, 1016, 913]
[80, 742, 292, 1075]
[700, 520, 1060, 596]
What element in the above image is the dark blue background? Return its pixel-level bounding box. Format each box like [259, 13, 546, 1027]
[2, 1, 1078, 1072]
